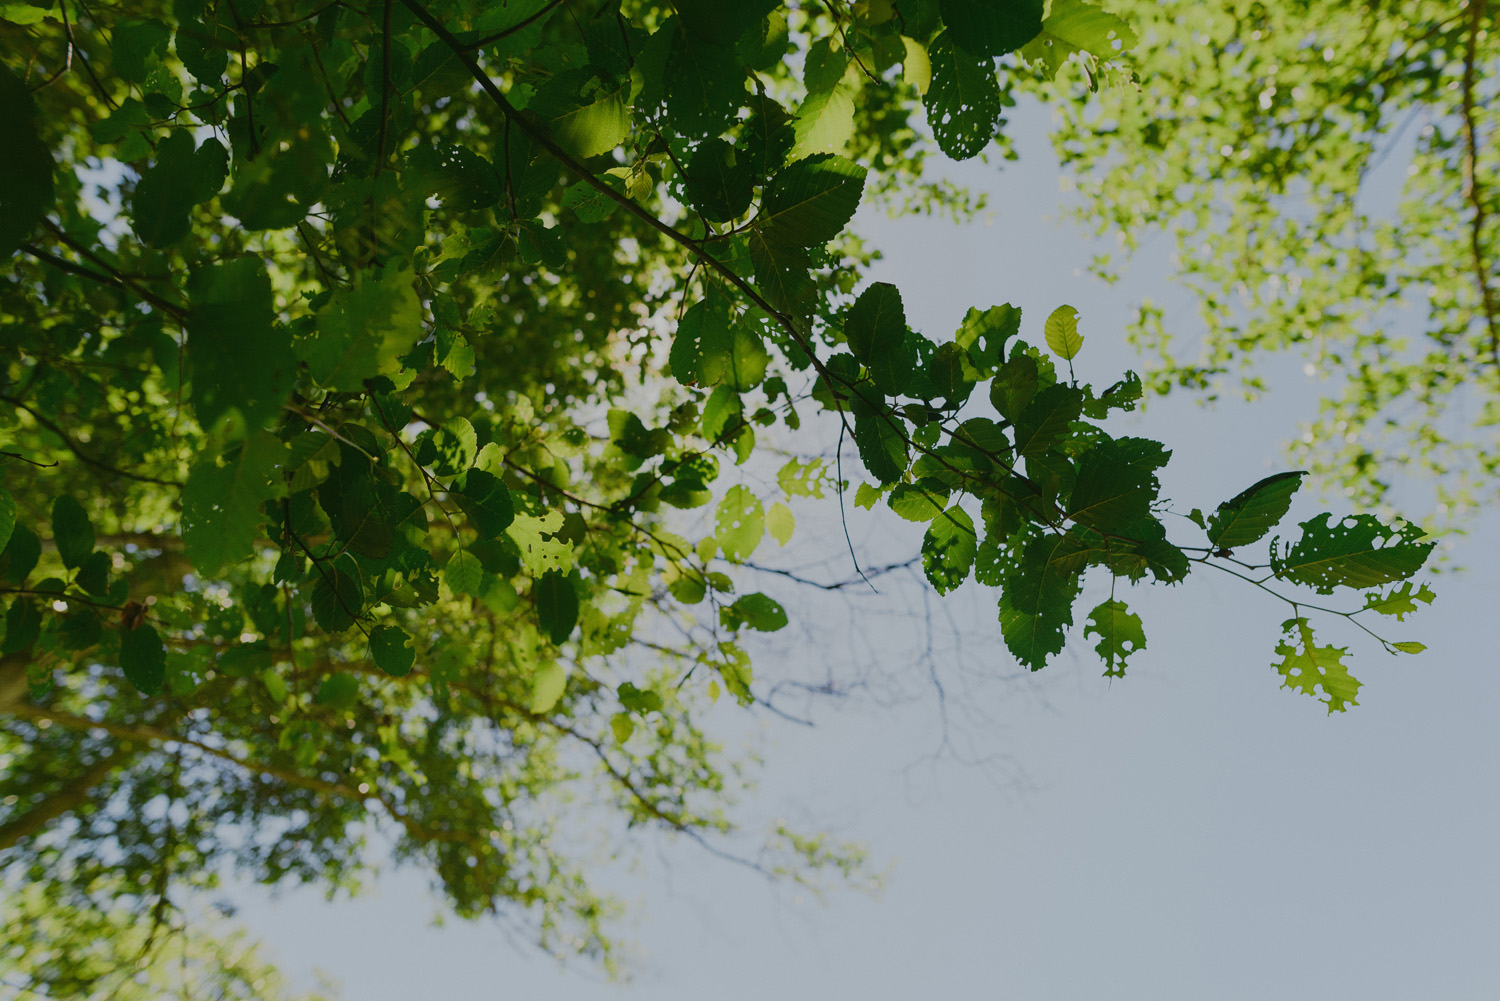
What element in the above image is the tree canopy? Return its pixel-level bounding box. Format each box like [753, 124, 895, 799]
[1035, 0, 1500, 528]
[0, 0, 1442, 986]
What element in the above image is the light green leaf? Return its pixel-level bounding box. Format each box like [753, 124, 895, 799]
[1043, 304, 1084, 360]
[508, 510, 574, 576]
[1083, 599, 1145, 678]
[533, 70, 630, 159]
[1273, 617, 1360, 713]
[1020, 0, 1137, 80]
[888, 480, 950, 522]
[767, 502, 795, 545]
[530, 661, 567, 714]
[315, 672, 360, 710]
[1361, 582, 1436, 622]
[714, 484, 764, 563]
[788, 83, 856, 161]
[901, 36, 932, 94]
[445, 549, 485, 596]
[1392, 641, 1427, 655]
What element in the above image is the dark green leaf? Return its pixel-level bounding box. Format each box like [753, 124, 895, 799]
[851, 395, 908, 484]
[0, 64, 56, 259]
[120, 624, 166, 695]
[403, 143, 501, 211]
[315, 671, 360, 710]
[998, 531, 1086, 669]
[940, 0, 1044, 57]
[1013, 384, 1084, 458]
[535, 570, 579, 645]
[370, 624, 416, 677]
[310, 567, 363, 632]
[454, 469, 514, 539]
[187, 257, 295, 431]
[845, 282, 912, 396]
[723, 592, 788, 632]
[684, 138, 754, 222]
[1272, 514, 1434, 594]
[51, 496, 93, 570]
[1, 598, 40, 655]
[923, 32, 1004, 160]
[1207, 471, 1305, 550]
[182, 431, 289, 575]
[758, 154, 867, 247]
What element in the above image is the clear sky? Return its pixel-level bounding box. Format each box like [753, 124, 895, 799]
[229, 97, 1500, 1001]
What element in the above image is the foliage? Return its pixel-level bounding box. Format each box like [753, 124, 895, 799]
[1032, 0, 1500, 527]
[0, 0, 1438, 982]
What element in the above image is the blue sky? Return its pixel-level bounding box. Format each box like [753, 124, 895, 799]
[230, 98, 1500, 1000]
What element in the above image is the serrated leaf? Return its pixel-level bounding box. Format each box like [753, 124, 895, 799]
[888, 480, 950, 522]
[1361, 582, 1436, 622]
[1067, 441, 1155, 534]
[1013, 383, 1085, 458]
[998, 532, 1087, 670]
[714, 485, 764, 563]
[923, 506, 977, 594]
[532, 69, 630, 158]
[534, 570, 579, 645]
[1043, 304, 1084, 360]
[403, 143, 501, 211]
[788, 83, 856, 161]
[851, 395, 908, 484]
[444, 549, 484, 596]
[1272, 513, 1434, 594]
[684, 138, 753, 222]
[454, 468, 514, 538]
[311, 567, 363, 632]
[1273, 617, 1360, 713]
[1207, 471, 1305, 550]
[845, 282, 913, 396]
[182, 431, 289, 575]
[940, 0, 1044, 57]
[428, 417, 477, 477]
[370, 624, 415, 677]
[923, 31, 1004, 160]
[758, 154, 867, 247]
[1083, 599, 1145, 678]
[1020, 0, 1137, 80]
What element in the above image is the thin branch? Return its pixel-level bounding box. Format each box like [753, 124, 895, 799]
[0, 393, 185, 488]
[1459, 0, 1500, 370]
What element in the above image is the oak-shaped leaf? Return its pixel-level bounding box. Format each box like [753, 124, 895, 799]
[1083, 599, 1145, 678]
[1272, 617, 1360, 713]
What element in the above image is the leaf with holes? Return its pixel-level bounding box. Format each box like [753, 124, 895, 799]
[1083, 599, 1145, 678]
[1273, 617, 1360, 713]
[1272, 513, 1434, 594]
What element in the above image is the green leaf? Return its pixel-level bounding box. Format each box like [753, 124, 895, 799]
[955, 304, 1020, 375]
[845, 282, 913, 396]
[186, 256, 295, 431]
[998, 532, 1087, 670]
[0, 64, 55, 259]
[403, 143, 501, 211]
[1043, 304, 1084, 360]
[50, 496, 93, 570]
[0, 487, 14, 554]
[454, 468, 514, 539]
[940, 0, 1044, 57]
[788, 83, 857, 161]
[758, 154, 867, 247]
[445, 549, 485, 596]
[724, 592, 788, 632]
[1020, 0, 1137, 80]
[618, 680, 664, 714]
[1083, 599, 1145, 678]
[610, 713, 634, 743]
[1013, 384, 1085, 458]
[888, 479, 950, 522]
[507, 510, 574, 576]
[851, 395, 909, 485]
[685, 138, 754, 223]
[1361, 582, 1436, 622]
[664, 30, 745, 139]
[1206, 471, 1305, 550]
[923, 31, 1004, 160]
[301, 265, 423, 391]
[534, 570, 579, 645]
[370, 624, 415, 677]
[1273, 617, 1360, 713]
[132, 131, 227, 246]
[532, 69, 631, 159]
[428, 417, 478, 478]
[311, 567, 363, 632]
[1, 598, 40, 655]
[181, 431, 289, 576]
[119, 624, 166, 695]
[110, 17, 170, 83]
[714, 485, 765, 562]
[530, 661, 567, 714]
[922, 506, 977, 594]
[767, 502, 795, 545]
[1272, 514, 1434, 594]
[1392, 641, 1427, 655]
[1, 525, 40, 586]
[315, 672, 360, 710]
[1067, 442, 1155, 534]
